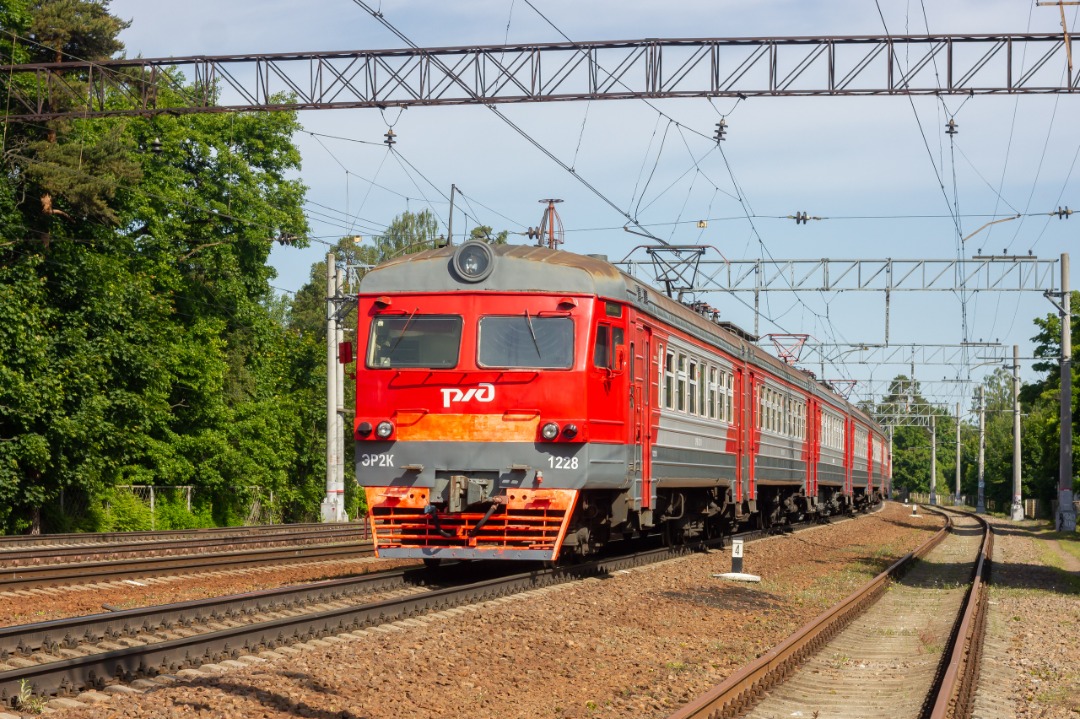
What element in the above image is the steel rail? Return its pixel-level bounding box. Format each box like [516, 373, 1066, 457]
[0, 565, 426, 659]
[0, 526, 369, 566]
[666, 506, 954, 719]
[0, 542, 374, 591]
[929, 509, 993, 719]
[0, 522, 369, 550]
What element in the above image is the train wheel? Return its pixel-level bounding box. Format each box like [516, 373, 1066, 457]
[663, 520, 685, 547]
[422, 558, 442, 570]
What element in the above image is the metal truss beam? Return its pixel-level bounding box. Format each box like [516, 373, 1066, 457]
[621, 252, 1059, 294]
[872, 403, 949, 428]
[1, 33, 1077, 121]
[795, 342, 1008, 366]
[827, 377, 975, 401]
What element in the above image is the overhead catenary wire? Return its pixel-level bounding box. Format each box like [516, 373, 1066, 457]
[350, 0, 671, 245]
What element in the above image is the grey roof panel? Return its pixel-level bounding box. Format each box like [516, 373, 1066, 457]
[359, 244, 628, 298]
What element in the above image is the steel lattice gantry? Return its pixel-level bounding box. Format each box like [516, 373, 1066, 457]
[789, 342, 1009, 367]
[1, 33, 1078, 121]
[619, 252, 1060, 338]
[620, 254, 1060, 294]
[872, 402, 949, 428]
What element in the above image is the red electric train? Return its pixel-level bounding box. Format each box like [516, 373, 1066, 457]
[354, 241, 889, 563]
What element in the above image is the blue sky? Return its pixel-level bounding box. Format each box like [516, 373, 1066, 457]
[108, 1, 1078, 407]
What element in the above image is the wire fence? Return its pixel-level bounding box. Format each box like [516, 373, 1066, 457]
[904, 491, 1050, 519]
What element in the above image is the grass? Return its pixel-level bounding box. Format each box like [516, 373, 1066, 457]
[17, 680, 46, 714]
[829, 652, 851, 669]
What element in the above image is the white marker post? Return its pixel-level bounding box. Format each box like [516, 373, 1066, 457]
[713, 537, 761, 583]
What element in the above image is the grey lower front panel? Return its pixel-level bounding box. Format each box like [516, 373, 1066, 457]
[379, 547, 555, 561]
[357, 440, 631, 491]
[650, 444, 737, 485]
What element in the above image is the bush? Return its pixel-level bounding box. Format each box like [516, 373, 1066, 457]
[102, 489, 154, 531]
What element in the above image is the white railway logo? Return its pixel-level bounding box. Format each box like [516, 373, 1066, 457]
[441, 383, 495, 408]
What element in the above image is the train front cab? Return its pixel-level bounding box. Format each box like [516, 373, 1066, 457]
[354, 244, 639, 563]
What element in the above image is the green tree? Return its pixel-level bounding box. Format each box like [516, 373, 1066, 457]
[287, 209, 512, 520]
[0, 0, 319, 532]
[1016, 291, 1080, 504]
[874, 375, 956, 496]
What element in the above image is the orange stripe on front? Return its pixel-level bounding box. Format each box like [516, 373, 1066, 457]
[393, 412, 540, 441]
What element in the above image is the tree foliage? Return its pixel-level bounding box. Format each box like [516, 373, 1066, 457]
[0, 0, 324, 533]
[885, 294, 1080, 511]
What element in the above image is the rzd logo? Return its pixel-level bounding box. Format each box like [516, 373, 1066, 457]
[441, 383, 495, 408]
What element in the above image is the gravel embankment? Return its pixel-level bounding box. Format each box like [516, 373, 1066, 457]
[972, 515, 1080, 719]
[0, 557, 416, 626]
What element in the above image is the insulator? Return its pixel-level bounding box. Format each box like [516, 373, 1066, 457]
[945, 118, 958, 135]
[1054, 206, 1072, 219]
[714, 119, 728, 143]
[384, 128, 396, 146]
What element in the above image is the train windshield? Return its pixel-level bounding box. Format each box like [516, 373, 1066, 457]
[478, 315, 574, 368]
[367, 314, 462, 368]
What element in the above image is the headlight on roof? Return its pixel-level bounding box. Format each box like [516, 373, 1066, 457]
[452, 241, 495, 282]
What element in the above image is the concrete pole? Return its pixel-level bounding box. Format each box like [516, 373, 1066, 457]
[929, 414, 937, 506]
[955, 402, 962, 505]
[1011, 344, 1024, 521]
[888, 427, 893, 499]
[321, 253, 342, 522]
[335, 266, 347, 517]
[977, 385, 986, 514]
[1058, 253, 1076, 531]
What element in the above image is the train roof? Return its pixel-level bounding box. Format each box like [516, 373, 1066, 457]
[360, 243, 628, 297]
[360, 243, 884, 435]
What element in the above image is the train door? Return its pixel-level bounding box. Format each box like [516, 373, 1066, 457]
[806, 399, 818, 502]
[742, 368, 756, 504]
[631, 323, 652, 512]
[844, 416, 854, 496]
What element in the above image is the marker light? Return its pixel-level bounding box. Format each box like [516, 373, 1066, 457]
[541, 422, 560, 440]
[376, 421, 395, 438]
[358, 421, 373, 437]
[562, 423, 578, 439]
[452, 241, 495, 282]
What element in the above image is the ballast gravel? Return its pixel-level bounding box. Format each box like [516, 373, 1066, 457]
[29, 503, 952, 719]
[0, 557, 417, 626]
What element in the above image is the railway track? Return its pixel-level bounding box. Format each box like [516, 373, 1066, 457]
[668, 506, 992, 719]
[0, 541, 708, 706]
[0, 507, 879, 709]
[0, 521, 368, 550]
[0, 542, 375, 591]
[0, 523, 369, 567]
